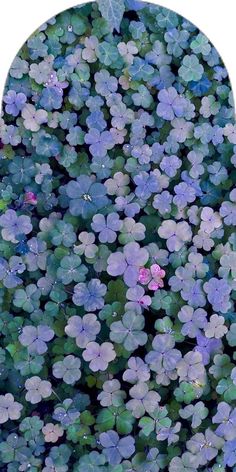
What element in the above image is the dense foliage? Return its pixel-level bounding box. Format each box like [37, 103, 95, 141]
[0, 0, 236, 470]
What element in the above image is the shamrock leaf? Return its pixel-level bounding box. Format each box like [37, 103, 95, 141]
[96, 0, 125, 32]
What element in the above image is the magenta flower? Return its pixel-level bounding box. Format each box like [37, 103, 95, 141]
[24, 192, 37, 205]
[138, 264, 165, 291]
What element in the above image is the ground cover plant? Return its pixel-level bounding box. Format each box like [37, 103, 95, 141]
[0, 0, 236, 470]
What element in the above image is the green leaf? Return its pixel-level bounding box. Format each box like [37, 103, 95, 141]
[116, 409, 134, 434]
[6, 343, 17, 358]
[138, 417, 155, 436]
[80, 410, 95, 426]
[96, 0, 125, 32]
[96, 407, 134, 434]
[96, 408, 115, 431]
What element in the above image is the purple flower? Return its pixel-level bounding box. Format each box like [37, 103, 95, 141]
[0, 394, 23, 424]
[21, 104, 47, 132]
[73, 279, 107, 311]
[123, 357, 150, 384]
[187, 150, 204, 178]
[110, 312, 147, 351]
[223, 439, 236, 467]
[86, 110, 106, 131]
[203, 278, 231, 313]
[158, 220, 192, 252]
[107, 242, 149, 287]
[177, 351, 206, 384]
[220, 201, 236, 226]
[178, 306, 207, 338]
[91, 212, 122, 243]
[53, 355, 81, 385]
[95, 70, 118, 97]
[204, 314, 228, 339]
[160, 155, 181, 177]
[110, 102, 134, 130]
[181, 279, 206, 308]
[44, 70, 68, 93]
[213, 402, 236, 440]
[153, 191, 173, 215]
[99, 431, 135, 465]
[156, 422, 181, 445]
[115, 194, 140, 217]
[97, 379, 125, 407]
[145, 334, 181, 385]
[194, 123, 214, 144]
[0, 124, 21, 146]
[105, 171, 130, 197]
[126, 382, 160, 418]
[187, 429, 224, 466]
[145, 40, 171, 67]
[25, 376, 52, 404]
[156, 87, 186, 120]
[151, 142, 165, 163]
[165, 28, 190, 58]
[200, 207, 221, 233]
[39, 87, 63, 111]
[182, 170, 202, 197]
[75, 232, 97, 258]
[134, 170, 168, 201]
[173, 182, 196, 209]
[126, 285, 151, 311]
[82, 342, 116, 372]
[194, 333, 222, 365]
[3, 90, 26, 116]
[53, 399, 80, 426]
[19, 325, 54, 354]
[0, 209, 32, 243]
[84, 128, 115, 157]
[25, 237, 47, 272]
[0, 256, 25, 289]
[86, 95, 104, 111]
[131, 144, 152, 165]
[169, 267, 193, 293]
[65, 314, 101, 348]
[149, 64, 175, 89]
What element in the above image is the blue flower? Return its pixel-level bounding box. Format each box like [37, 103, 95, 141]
[32, 130, 62, 157]
[129, 58, 154, 81]
[86, 110, 106, 131]
[39, 87, 63, 111]
[189, 75, 212, 96]
[66, 175, 109, 218]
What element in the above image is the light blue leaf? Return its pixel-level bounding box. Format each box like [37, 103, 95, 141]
[97, 0, 125, 32]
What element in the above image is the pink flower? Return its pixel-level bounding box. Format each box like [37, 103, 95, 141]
[24, 192, 37, 205]
[138, 264, 165, 291]
[138, 268, 150, 285]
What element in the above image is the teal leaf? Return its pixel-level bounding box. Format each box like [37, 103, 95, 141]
[96, 0, 125, 32]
